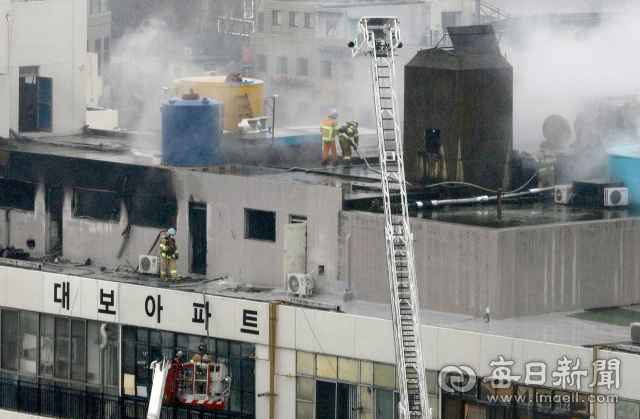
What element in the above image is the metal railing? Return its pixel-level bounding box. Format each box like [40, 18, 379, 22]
[0, 377, 252, 419]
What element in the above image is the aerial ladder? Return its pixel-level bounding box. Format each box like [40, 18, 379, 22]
[348, 17, 430, 419]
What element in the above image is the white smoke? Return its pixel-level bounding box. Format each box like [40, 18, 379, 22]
[499, 5, 640, 153]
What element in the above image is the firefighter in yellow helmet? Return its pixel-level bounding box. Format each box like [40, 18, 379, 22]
[534, 141, 557, 188]
[338, 120, 359, 167]
[320, 109, 339, 165]
[159, 228, 179, 281]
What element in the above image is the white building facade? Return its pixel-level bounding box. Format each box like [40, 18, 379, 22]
[0, 0, 87, 138]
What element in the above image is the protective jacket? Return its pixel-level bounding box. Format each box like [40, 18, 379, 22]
[320, 115, 339, 142]
[338, 123, 359, 145]
[160, 237, 179, 259]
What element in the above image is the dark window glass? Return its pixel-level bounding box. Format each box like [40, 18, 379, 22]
[272, 10, 281, 25]
[245, 208, 276, 241]
[277, 56, 287, 74]
[290, 12, 298, 27]
[1, 310, 19, 371]
[316, 380, 336, 419]
[321, 60, 331, 78]
[129, 194, 177, 228]
[304, 13, 314, 28]
[297, 58, 308, 76]
[257, 13, 264, 32]
[73, 188, 120, 221]
[0, 179, 35, 211]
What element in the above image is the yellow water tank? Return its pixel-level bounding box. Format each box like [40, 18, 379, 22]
[173, 76, 264, 132]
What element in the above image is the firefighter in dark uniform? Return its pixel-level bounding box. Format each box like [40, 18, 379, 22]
[338, 120, 359, 167]
[160, 228, 179, 281]
[534, 141, 557, 188]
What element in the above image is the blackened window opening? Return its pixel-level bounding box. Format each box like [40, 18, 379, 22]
[129, 195, 177, 228]
[73, 188, 120, 221]
[245, 209, 276, 242]
[0, 179, 35, 211]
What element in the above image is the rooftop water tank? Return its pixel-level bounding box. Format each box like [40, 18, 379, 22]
[173, 75, 263, 132]
[607, 145, 640, 205]
[161, 92, 223, 167]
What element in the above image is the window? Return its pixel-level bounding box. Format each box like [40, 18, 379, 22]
[18, 71, 52, 133]
[0, 179, 35, 211]
[342, 62, 354, 80]
[304, 13, 315, 28]
[321, 60, 332, 78]
[297, 58, 308, 76]
[1, 309, 118, 393]
[256, 54, 267, 72]
[326, 20, 338, 37]
[277, 56, 288, 74]
[73, 188, 120, 222]
[129, 194, 177, 228]
[257, 12, 264, 32]
[245, 208, 276, 241]
[296, 351, 401, 419]
[290, 12, 298, 27]
[122, 326, 255, 415]
[272, 10, 281, 25]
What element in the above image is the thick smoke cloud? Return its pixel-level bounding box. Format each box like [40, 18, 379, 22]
[498, 7, 640, 153]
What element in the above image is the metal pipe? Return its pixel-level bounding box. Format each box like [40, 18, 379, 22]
[497, 188, 502, 219]
[268, 301, 279, 419]
[410, 186, 554, 209]
[346, 233, 351, 292]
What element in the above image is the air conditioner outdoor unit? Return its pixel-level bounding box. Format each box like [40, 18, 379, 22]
[287, 273, 314, 297]
[139, 255, 160, 274]
[604, 187, 628, 207]
[554, 184, 573, 204]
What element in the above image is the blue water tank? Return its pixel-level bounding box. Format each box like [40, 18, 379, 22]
[607, 145, 640, 205]
[161, 94, 223, 167]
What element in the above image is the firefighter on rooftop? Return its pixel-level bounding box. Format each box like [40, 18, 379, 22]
[338, 120, 359, 167]
[160, 228, 179, 281]
[535, 141, 557, 188]
[320, 109, 339, 166]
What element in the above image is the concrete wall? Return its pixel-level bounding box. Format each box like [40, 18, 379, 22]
[57, 170, 343, 293]
[0, 183, 47, 255]
[340, 211, 640, 319]
[0, 0, 87, 137]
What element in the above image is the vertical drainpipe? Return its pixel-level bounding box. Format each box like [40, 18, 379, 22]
[592, 346, 599, 419]
[268, 301, 279, 419]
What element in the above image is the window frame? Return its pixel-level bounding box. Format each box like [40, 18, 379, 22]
[304, 13, 315, 28]
[289, 11, 298, 27]
[244, 208, 277, 242]
[272, 10, 281, 26]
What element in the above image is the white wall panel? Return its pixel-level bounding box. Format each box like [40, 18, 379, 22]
[42, 272, 82, 317]
[0, 266, 7, 306]
[234, 299, 269, 345]
[421, 325, 439, 371]
[437, 328, 481, 370]
[275, 304, 297, 348]
[295, 308, 315, 352]
[79, 276, 98, 320]
[208, 295, 236, 340]
[95, 280, 119, 323]
[312, 310, 355, 357]
[355, 316, 395, 363]
[6, 268, 43, 312]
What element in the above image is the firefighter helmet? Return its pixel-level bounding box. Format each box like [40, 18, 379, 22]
[202, 354, 210, 363]
[350, 120, 358, 127]
[330, 109, 339, 117]
[198, 344, 207, 353]
[167, 228, 176, 236]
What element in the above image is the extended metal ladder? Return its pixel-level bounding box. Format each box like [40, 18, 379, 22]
[350, 17, 429, 419]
